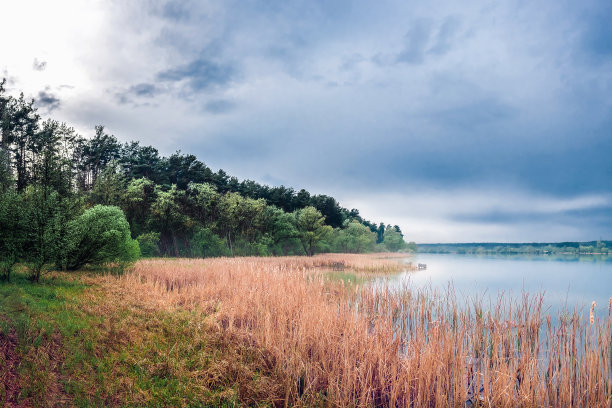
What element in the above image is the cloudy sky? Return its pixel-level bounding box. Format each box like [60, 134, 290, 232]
[2, 0, 611, 243]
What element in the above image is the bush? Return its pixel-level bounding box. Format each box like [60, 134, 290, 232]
[382, 226, 407, 252]
[137, 232, 161, 257]
[22, 186, 64, 281]
[191, 227, 229, 257]
[0, 190, 24, 281]
[64, 205, 140, 270]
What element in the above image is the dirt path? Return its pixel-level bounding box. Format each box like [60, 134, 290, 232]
[0, 326, 22, 407]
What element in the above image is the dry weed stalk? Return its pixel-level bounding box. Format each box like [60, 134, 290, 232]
[118, 256, 611, 407]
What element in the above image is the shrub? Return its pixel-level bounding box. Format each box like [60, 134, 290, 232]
[191, 227, 229, 257]
[0, 190, 24, 281]
[136, 232, 161, 257]
[64, 205, 140, 270]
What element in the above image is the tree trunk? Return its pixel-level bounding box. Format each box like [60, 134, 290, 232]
[172, 232, 180, 257]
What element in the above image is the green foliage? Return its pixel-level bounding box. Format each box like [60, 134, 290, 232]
[406, 241, 418, 252]
[149, 185, 191, 256]
[22, 186, 64, 281]
[191, 227, 228, 257]
[123, 177, 156, 237]
[0, 272, 265, 406]
[64, 205, 140, 270]
[186, 182, 219, 224]
[293, 206, 332, 256]
[89, 162, 125, 206]
[136, 232, 161, 257]
[0, 80, 410, 267]
[265, 207, 301, 255]
[0, 148, 12, 192]
[331, 221, 377, 253]
[0, 189, 25, 281]
[50, 194, 85, 271]
[382, 225, 407, 252]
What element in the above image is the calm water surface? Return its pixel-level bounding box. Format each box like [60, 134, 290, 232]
[381, 253, 612, 318]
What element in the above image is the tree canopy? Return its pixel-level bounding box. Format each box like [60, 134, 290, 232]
[0, 80, 411, 275]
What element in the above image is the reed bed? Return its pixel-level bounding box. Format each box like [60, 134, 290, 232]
[120, 256, 611, 407]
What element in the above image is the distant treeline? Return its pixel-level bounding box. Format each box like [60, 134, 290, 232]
[418, 241, 611, 255]
[0, 79, 413, 279]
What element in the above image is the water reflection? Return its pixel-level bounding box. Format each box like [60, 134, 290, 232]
[378, 253, 612, 318]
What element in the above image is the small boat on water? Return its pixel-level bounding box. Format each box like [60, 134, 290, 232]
[418, 263, 427, 270]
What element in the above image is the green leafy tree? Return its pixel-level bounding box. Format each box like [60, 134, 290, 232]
[4, 93, 40, 192]
[0, 147, 11, 192]
[22, 185, 64, 281]
[309, 194, 345, 228]
[377, 222, 385, 244]
[264, 206, 300, 255]
[191, 227, 228, 257]
[159, 152, 214, 189]
[123, 178, 156, 237]
[89, 162, 125, 206]
[51, 194, 84, 271]
[293, 206, 332, 256]
[149, 185, 190, 256]
[120, 141, 161, 181]
[235, 196, 267, 245]
[215, 192, 241, 255]
[0, 190, 25, 281]
[185, 183, 219, 225]
[344, 220, 377, 253]
[383, 225, 407, 252]
[29, 119, 69, 194]
[64, 205, 139, 270]
[136, 232, 161, 257]
[0, 79, 12, 148]
[81, 125, 121, 189]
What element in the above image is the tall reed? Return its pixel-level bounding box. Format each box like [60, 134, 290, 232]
[119, 256, 611, 407]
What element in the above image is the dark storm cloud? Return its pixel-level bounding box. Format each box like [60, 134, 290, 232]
[35, 89, 60, 112]
[157, 57, 237, 92]
[115, 83, 159, 104]
[129, 83, 157, 97]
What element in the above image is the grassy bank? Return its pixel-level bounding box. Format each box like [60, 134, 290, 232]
[1, 255, 610, 407]
[0, 268, 282, 406]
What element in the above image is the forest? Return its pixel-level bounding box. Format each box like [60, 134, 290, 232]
[0, 79, 412, 280]
[418, 241, 611, 255]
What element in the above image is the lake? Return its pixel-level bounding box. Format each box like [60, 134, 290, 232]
[379, 253, 612, 319]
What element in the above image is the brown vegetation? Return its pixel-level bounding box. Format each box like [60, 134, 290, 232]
[115, 255, 612, 407]
[0, 325, 21, 407]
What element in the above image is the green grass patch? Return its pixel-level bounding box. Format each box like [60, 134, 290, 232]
[325, 270, 371, 285]
[0, 270, 278, 407]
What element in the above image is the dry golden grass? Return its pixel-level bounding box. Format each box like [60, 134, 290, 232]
[114, 255, 611, 407]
